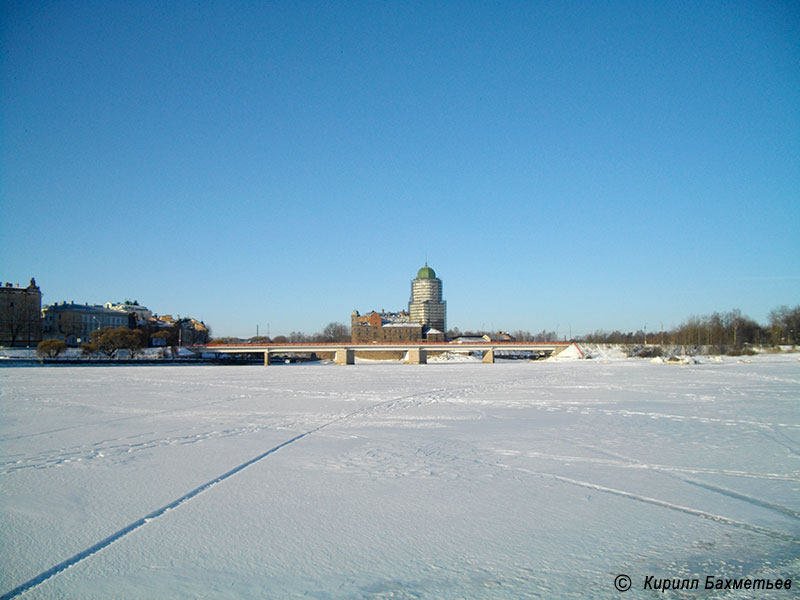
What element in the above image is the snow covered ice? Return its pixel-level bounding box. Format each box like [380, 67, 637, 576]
[1, 355, 798, 599]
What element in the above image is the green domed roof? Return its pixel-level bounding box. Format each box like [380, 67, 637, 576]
[417, 265, 436, 279]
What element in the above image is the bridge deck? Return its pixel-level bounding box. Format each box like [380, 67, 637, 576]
[200, 342, 570, 353]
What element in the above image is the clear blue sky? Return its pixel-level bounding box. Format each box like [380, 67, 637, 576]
[2, 1, 798, 338]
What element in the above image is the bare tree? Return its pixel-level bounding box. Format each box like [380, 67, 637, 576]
[2, 293, 40, 346]
[769, 305, 800, 345]
[321, 322, 350, 342]
[4, 301, 32, 346]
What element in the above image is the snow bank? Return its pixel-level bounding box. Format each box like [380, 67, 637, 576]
[547, 342, 585, 361]
[571, 343, 630, 361]
[427, 351, 482, 362]
[0, 348, 38, 359]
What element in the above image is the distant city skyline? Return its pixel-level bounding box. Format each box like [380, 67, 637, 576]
[2, 2, 798, 338]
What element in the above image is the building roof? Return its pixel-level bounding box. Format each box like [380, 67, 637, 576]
[416, 264, 436, 279]
[44, 302, 124, 316]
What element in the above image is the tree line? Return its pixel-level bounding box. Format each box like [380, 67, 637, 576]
[38, 327, 147, 358]
[37, 318, 213, 359]
[213, 322, 351, 345]
[578, 305, 800, 351]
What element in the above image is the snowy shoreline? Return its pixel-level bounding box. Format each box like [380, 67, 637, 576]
[3, 343, 798, 367]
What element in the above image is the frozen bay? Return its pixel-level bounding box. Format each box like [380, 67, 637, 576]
[1, 356, 798, 599]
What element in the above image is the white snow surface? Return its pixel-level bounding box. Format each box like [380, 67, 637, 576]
[1, 356, 799, 599]
[548, 343, 585, 361]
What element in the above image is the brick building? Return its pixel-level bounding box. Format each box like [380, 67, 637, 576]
[351, 310, 426, 343]
[0, 278, 42, 347]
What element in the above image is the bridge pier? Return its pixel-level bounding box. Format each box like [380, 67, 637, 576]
[334, 348, 355, 365]
[405, 348, 427, 365]
[264, 350, 271, 366]
[482, 348, 495, 363]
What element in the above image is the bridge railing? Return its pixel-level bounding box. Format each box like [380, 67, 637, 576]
[203, 340, 571, 348]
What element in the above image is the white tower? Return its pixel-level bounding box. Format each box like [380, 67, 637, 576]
[409, 264, 446, 333]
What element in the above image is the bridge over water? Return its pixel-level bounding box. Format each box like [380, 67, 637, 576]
[199, 341, 574, 365]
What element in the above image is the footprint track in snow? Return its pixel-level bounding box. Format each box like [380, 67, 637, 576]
[0, 381, 500, 599]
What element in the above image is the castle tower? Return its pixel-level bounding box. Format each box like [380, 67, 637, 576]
[409, 264, 446, 333]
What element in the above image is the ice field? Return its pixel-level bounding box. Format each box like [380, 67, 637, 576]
[1, 355, 798, 599]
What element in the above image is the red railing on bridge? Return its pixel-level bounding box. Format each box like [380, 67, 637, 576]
[203, 341, 572, 347]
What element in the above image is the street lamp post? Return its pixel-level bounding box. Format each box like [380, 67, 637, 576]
[90, 314, 102, 337]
